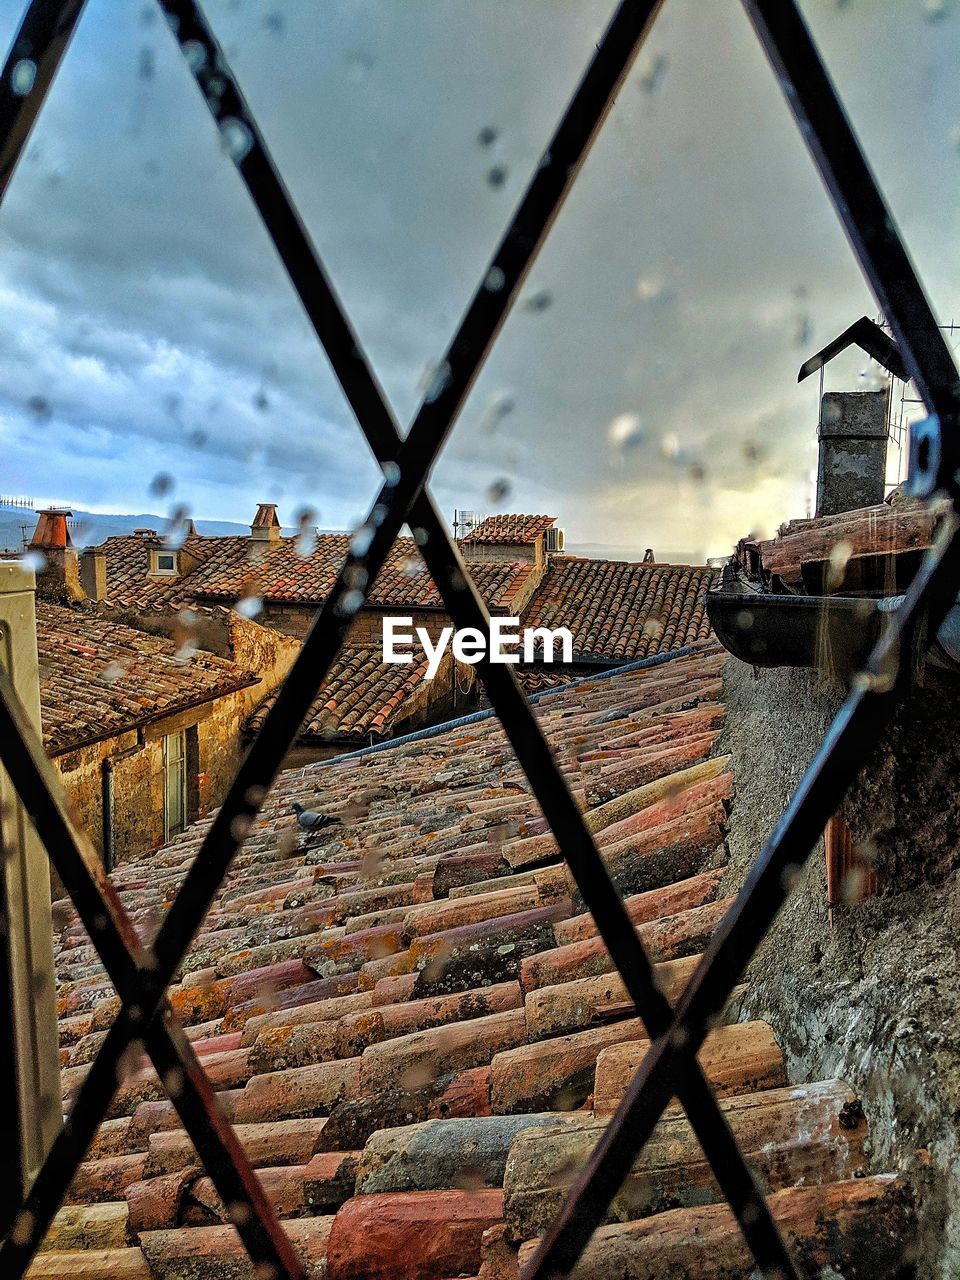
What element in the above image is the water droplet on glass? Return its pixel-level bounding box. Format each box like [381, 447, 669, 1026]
[350, 524, 374, 557]
[337, 588, 365, 616]
[638, 52, 668, 94]
[635, 273, 667, 302]
[481, 391, 515, 434]
[149, 472, 174, 497]
[235, 594, 263, 619]
[383, 460, 401, 487]
[607, 412, 645, 452]
[138, 46, 155, 81]
[295, 508, 318, 557]
[221, 117, 253, 163]
[253, 388, 269, 412]
[486, 165, 508, 189]
[485, 265, 506, 292]
[11, 60, 36, 97]
[26, 394, 52, 424]
[660, 432, 681, 461]
[477, 124, 499, 148]
[923, 0, 949, 22]
[183, 39, 207, 73]
[163, 505, 190, 550]
[101, 660, 127, 684]
[486, 478, 511, 503]
[523, 289, 553, 313]
[20, 550, 46, 573]
[419, 361, 452, 404]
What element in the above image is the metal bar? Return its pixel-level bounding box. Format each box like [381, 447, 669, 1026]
[0, 669, 303, 1280]
[742, 0, 960, 457]
[524, 508, 960, 1278]
[151, 3, 795, 1271]
[0, 0, 86, 200]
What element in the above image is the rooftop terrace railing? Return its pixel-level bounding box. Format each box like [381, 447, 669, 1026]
[0, 2, 957, 1277]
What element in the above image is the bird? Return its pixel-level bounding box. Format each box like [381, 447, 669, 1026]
[291, 802, 341, 832]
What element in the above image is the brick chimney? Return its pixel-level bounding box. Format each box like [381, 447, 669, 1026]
[28, 508, 83, 601]
[79, 547, 107, 600]
[250, 502, 281, 543]
[816, 389, 889, 517]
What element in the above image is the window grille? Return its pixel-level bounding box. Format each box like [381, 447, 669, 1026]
[0, 2, 957, 1277]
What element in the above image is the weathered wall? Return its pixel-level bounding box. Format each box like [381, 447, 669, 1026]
[719, 657, 960, 1278]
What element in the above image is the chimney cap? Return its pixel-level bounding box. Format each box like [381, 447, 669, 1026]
[252, 502, 280, 529]
[133, 527, 159, 537]
[29, 509, 73, 550]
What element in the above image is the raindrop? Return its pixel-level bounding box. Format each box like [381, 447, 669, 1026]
[382, 460, 401, 487]
[477, 124, 499, 148]
[26, 394, 52, 424]
[949, 125, 960, 152]
[607, 412, 646, 452]
[486, 478, 511, 504]
[346, 563, 369, 591]
[189, 429, 208, 449]
[638, 52, 668, 94]
[20, 549, 46, 573]
[163, 505, 191, 550]
[235, 594, 263, 619]
[220, 117, 253, 162]
[486, 164, 508, 189]
[295, 508, 318, 557]
[635, 273, 667, 302]
[485, 265, 506, 292]
[523, 289, 553, 314]
[419, 360, 452, 404]
[660, 432, 681, 461]
[400, 555, 421, 577]
[922, 0, 949, 21]
[138, 46, 155, 81]
[183, 40, 207, 73]
[149, 472, 174, 497]
[481, 391, 515, 433]
[101, 660, 127, 684]
[827, 539, 853, 590]
[336, 588, 365, 616]
[11, 60, 36, 97]
[263, 11, 284, 36]
[252, 387, 269, 412]
[413, 527, 429, 547]
[350, 524, 374, 557]
[346, 49, 374, 79]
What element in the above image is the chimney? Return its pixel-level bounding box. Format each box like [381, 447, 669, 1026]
[28, 508, 83, 601]
[79, 547, 107, 601]
[250, 502, 281, 543]
[816, 389, 889, 517]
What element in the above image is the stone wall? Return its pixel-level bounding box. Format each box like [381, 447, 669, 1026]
[719, 657, 960, 1278]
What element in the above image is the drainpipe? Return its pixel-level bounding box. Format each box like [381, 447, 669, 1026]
[0, 563, 61, 1222]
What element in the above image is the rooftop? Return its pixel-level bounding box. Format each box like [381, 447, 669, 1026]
[522, 556, 716, 662]
[36, 601, 259, 756]
[98, 532, 536, 613]
[41, 644, 908, 1277]
[461, 514, 557, 545]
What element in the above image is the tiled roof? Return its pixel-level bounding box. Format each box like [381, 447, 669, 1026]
[247, 645, 448, 744]
[44, 643, 909, 1278]
[521, 557, 716, 662]
[462, 514, 556, 545]
[100, 533, 535, 612]
[734, 491, 941, 593]
[36, 601, 259, 755]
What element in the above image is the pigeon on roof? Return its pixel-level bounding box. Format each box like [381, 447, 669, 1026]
[291, 801, 341, 832]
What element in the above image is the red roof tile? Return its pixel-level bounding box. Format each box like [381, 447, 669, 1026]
[461, 514, 556, 545]
[43, 644, 909, 1277]
[100, 532, 535, 612]
[36, 601, 258, 754]
[521, 556, 716, 661]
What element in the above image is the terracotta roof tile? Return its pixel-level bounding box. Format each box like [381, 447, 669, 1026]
[521, 556, 716, 661]
[43, 642, 910, 1278]
[100, 532, 535, 611]
[36, 601, 258, 754]
[461, 514, 556, 545]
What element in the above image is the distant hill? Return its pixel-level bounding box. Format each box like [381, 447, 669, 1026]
[0, 505, 252, 552]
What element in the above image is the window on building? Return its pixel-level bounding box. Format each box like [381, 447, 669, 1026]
[153, 552, 177, 575]
[163, 730, 187, 842]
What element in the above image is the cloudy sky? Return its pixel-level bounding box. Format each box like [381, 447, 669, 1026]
[0, 0, 958, 560]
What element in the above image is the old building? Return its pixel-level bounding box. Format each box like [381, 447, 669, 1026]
[37, 601, 272, 868]
[41, 642, 911, 1277]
